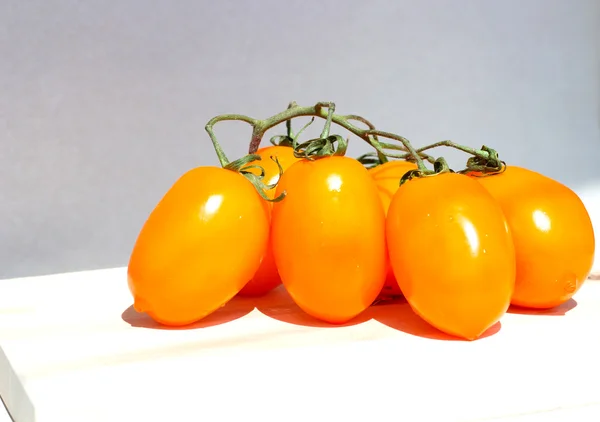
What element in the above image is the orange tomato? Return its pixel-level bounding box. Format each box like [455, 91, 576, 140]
[251, 145, 301, 188]
[271, 155, 387, 324]
[471, 166, 595, 309]
[369, 160, 418, 297]
[127, 166, 270, 326]
[238, 145, 301, 297]
[386, 172, 516, 340]
[370, 160, 418, 213]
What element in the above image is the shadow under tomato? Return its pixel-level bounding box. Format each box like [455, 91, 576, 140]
[373, 297, 502, 341]
[507, 298, 577, 316]
[254, 285, 373, 328]
[255, 287, 500, 340]
[121, 295, 256, 330]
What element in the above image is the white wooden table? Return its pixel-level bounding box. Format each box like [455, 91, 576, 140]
[1, 265, 600, 422]
[2, 184, 599, 422]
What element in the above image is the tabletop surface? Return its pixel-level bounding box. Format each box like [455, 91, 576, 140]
[1, 266, 600, 422]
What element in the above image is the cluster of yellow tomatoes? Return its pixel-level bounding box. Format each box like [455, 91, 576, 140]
[127, 115, 595, 341]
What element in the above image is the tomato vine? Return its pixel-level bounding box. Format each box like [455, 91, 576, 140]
[409, 141, 506, 176]
[204, 101, 431, 173]
[129, 98, 595, 333]
[203, 100, 508, 195]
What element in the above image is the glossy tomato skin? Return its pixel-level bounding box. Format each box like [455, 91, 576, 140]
[472, 166, 595, 309]
[369, 160, 418, 297]
[370, 160, 418, 213]
[255, 145, 300, 188]
[271, 156, 387, 324]
[386, 172, 516, 341]
[238, 145, 301, 297]
[127, 166, 270, 326]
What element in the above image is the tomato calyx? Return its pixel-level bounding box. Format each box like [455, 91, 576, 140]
[269, 107, 316, 148]
[269, 135, 294, 148]
[459, 145, 506, 176]
[399, 157, 455, 186]
[294, 134, 349, 160]
[356, 152, 385, 169]
[291, 103, 350, 160]
[224, 154, 286, 202]
[356, 151, 423, 170]
[270, 117, 316, 148]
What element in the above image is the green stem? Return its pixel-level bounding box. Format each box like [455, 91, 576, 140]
[395, 140, 504, 174]
[363, 129, 429, 173]
[285, 101, 297, 139]
[292, 103, 348, 160]
[414, 140, 491, 160]
[204, 101, 441, 173]
[246, 102, 374, 154]
[204, 101, 422, 165]
[356, 152, 385, 169]
[204, 114, 257, 167]
[381, 140, 494, 166]
[223, 154, 286, 202]
[269, 102, 310, 147]
[343, 114, 388, 164]
[204, 103, 500, 199]
[318, 102, 335, 138]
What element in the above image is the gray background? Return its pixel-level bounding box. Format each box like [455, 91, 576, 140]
[2, 0, 599, 280]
